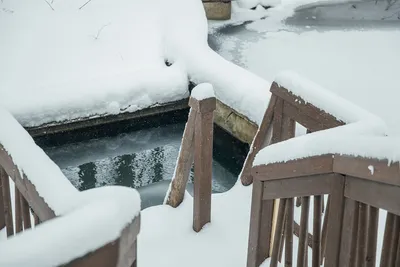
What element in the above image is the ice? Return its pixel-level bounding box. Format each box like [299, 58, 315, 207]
[368, 165, 375, 175]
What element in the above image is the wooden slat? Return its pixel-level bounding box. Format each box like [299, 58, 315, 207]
[338, 198, 358, 267]
[334, 155, 400, 187]
[193, 110, 214, 232]
[350, 203, 360, 267]
[380, 212, 395, 267]
[366, 206, 379, 267]
[262, 174, 334, 200]
[252, 155, 334, 181]
[247, 179, 274, 267]
[320, 196, 330, 265]
[356, 202, 368, 266]
[282, 101, 328, 132]
[313, 195, 322, 267]
[240, 95, 277, 186]
[0, 175, 5, 230]
[324, 175, 345, 267]
[21, 194, 32, 230]
[1, 167, 13, 237]
[15, 187, 23, 233]
[285, 198, 294, 267]
[344, 176, 400, 216]
[33, 212, 40, 226]
[270, 199, 286, 267]
[270, 82, 344, 129]
[297, 196, 310, 267]
[165, 108, 196, 207]
[388, 215, 400, 267]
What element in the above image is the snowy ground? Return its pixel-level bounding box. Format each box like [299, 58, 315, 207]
[1, 0, 400, 266]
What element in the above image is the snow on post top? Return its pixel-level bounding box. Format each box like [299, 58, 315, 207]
[275, 70, 380, 124]
[191, 83, 215, 101]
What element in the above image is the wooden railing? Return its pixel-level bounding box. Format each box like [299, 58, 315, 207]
[243, 71, 387, 267]
[165, 84, 216, 232]
[0, 108, 140, 267]
[249, 153, 400, 267]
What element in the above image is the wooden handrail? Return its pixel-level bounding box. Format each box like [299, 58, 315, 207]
[0, 106, 140, 267]
[165, 84, 216, 232]
[250, 153, 400, 267]
[245, 71, 387, 267]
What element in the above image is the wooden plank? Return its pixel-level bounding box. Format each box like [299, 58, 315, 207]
[28, 98, 189, 137]
[320, 196, 330, 265]
[356, 202, 368, 266]
[0, 175, 5, 230]
[366, 206, 379, 267]
[165, 108, 196, 207]
[15, 187, 23, 233]
[338, 198, 358, 267]
[313, 195, 322, 267]
[0, 145, 56, 221]
[270, 82, 344, 129]
[344, 176, 400, 216]
[388, 215, 400, 267]
[0, 167, 13, 237]
[262, 174, 334, 200]
[334, 155, 400, 187]
[247, 179, 274, 267]
[270, 199, 286, 267]
[297, 196, 310, 267]
[21, 194, 32, 230]
[240, 95, 277, 186]
[380, 212, 395, 267]
[253, 155, 334, 181]
[324, 175, 345, 267]
[193, 109, 214, 232]
[282, 101, 328, 132]
[285, 198, 294, 267]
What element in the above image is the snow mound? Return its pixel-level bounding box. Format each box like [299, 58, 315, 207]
[191, 83, 215, 100]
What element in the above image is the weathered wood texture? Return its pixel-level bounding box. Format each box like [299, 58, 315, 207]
[164, 95, 216, 232]
[165, 108, 196, 207]
[248, 152, 400, 267]
[0, 140, 141, 267]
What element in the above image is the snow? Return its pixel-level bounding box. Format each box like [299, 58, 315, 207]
[0, 105, 141, 265]
[275, 70, 382, 124]
[0, 186, 141, 267]
[191, 83, 215, 100]
[0, 0, 270, 128]
[253, 120, 393, 166]
[368, 165, 374, 175]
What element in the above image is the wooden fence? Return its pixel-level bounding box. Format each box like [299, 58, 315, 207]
[0, 139, 140, 265]
[249, 153, 400, 267]
[165, 92, 216, 232]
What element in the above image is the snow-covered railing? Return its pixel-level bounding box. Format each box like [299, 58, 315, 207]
[0, 106, 140, 267]
[243, 71, 387, 267]
[249, 135, 400, 267]
[165, 83, 216, 232]
[239, 70, 384, 186]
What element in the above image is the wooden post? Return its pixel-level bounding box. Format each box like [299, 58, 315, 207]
[15, 187, 23, 233]
[239, 95, 277, 186]
[324, 175, 345, 267]
[191, 96, 216, 232]
[247, 179, 274, 267]
[312, 195, 322, 267]
[21, 194, 32, 230]
[165, 108, 196, 207]
[0, 174, 5, 230]
[1, 167, 13, 236]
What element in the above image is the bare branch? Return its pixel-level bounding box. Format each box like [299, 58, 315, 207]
[91, 23, 111, 40]
[79, 0, 93, 10]
[43, 0, 55, 11]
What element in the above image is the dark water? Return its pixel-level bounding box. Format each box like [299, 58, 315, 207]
[40, 120, 248, 208]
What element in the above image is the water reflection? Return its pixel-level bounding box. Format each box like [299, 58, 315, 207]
[43, 123, 241, 194]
